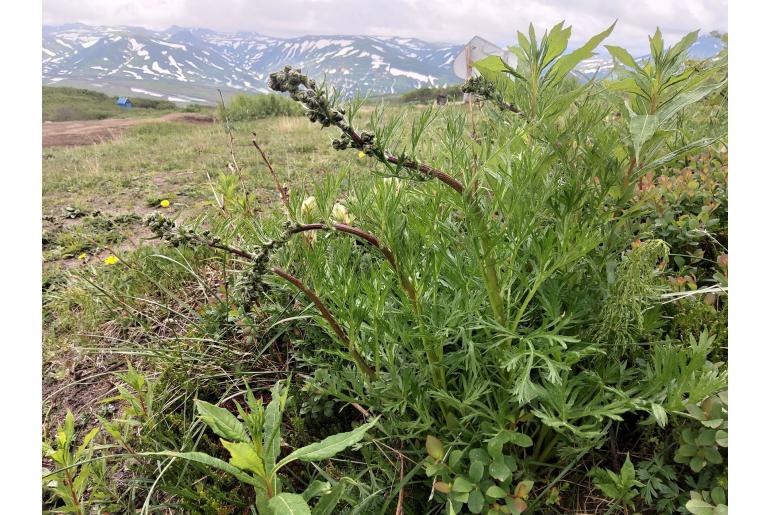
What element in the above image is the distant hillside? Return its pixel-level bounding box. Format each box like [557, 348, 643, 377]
[42, 86, 177, 121]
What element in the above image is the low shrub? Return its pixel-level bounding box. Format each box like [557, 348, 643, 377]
[42, 23, 728, 515]
[221, 93, 303, 122]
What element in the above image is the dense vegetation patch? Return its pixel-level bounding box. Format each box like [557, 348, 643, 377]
[221, 93, 304, 122]
[42, 23, 727, 515]
[400, 84, 464, 104]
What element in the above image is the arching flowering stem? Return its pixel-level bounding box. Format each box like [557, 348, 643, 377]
[289, 223, 417, 306]
[268, 66, 464, 195]
[271, 266, 376, 379]
[268, 66, 505, 325]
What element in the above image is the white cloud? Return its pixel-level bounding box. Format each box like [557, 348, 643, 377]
[42, 0, 727, 53]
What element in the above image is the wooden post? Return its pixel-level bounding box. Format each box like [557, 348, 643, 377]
[466, 45, 476, 136]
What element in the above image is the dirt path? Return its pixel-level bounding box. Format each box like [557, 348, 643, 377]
[42, 112, 214, 147]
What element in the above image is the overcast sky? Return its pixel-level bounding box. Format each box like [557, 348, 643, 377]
[42, 0, 727, 54]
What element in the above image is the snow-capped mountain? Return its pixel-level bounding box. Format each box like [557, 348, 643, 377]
[42, 24, 464, 104]
[42, 25, 725, 104]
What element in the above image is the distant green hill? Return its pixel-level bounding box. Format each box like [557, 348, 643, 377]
[42, 86, 178, 122]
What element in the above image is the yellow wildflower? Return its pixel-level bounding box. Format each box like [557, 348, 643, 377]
[77, 253, 87, 261]
[358, 151, 365, 158]
[103, 255, 119, 265]
[160, 199, 170, 208]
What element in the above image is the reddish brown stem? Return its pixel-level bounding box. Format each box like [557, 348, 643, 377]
[271, 266, 375, 379]
[290, 223, 417, 304]
[252, 136, 290, 210]
[384, 153, 465, 195]
[345, 126, 464, 195]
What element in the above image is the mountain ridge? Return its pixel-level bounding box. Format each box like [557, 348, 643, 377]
[42, 24, 725, 104]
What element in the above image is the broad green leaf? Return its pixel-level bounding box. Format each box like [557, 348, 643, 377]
[715, 430, 728, 447]
[514, 480, 534, 499]
[486, 485, 507, 499]
[606, 45, 640, 70]
[696, 430, 716, 447]
[487, 433, 506, 460]
[302, 480, 331, 501]
[685, 498, 714, 515]
[426, 435, 444, 461]
[448, 449, 464, 468]
[670, 30, 700, 59]
[649, 28, 664, 58]
[628, 111, 660, 162]
[452, 476, 474, 493]
[468, 448, 490, 465]
[702, 419, 724, 429]
[711, 486, 726, 505]
[549, 21, 616, 81]
[64, 410, 75, 442]
[640, 137, 721, 171]
[509, 431, 533, 448]
[690, 456, 707, 472]
[195, 399, 250, 443]
[620, 454, 635, 485]
[657, 80, 727, 124]
[510, 497, 528, 514]
[703, 447, 723, 464]
[468, 460, 484, 483]
[651, 403, 668, 428]
[467, 489, 485, 513]
[263, 381, 288, 473]
[274, 417, 378, 472]
[145, 451, 262, 487]
[607, 78, 648, 97]
[542, 22, 570, 68]
[313, 480, 347, 515]
[267, 492, 311, 515]
[517, 31, 529, 53]
[221, 439, 266, 477]
[74, 427, 100, 461]
[489, 461, 511, 482]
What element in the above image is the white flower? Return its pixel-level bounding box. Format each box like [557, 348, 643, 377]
[331, 202, 352, 224]
[382, 177, 402, 193]
[300, 196, 319, 222]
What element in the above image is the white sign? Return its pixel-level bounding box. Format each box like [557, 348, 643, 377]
[452, 36, 517, 80]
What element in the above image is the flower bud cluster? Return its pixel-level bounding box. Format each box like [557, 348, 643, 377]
[462, 76, 521, 114]
[145, 213, 216, 248]
[268, 66, 345, 128]
[269, 66, 381, 156]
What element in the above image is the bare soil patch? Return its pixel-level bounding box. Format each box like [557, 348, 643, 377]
[42, 112, 214, 147]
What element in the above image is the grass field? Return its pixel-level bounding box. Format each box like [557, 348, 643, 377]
[42, 110, 379, 385]
[42, 86, 196, 122]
